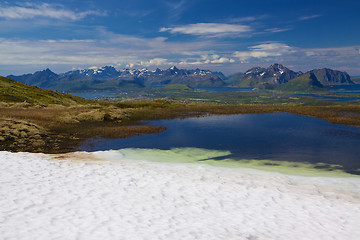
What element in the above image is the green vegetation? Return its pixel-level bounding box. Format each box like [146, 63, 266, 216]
[275, 73, 328, 93]
[225, 73, 254, 87]
[0, 76, 91, 106]
[226, 73, 271, 88]
[103, 84, 360, 105]
[54, 79, 144, 92]
[161, 84, 194, 91]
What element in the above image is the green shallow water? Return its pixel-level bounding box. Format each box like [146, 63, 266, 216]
[114, 147, 359, 178]
[81, 113, 360, 175]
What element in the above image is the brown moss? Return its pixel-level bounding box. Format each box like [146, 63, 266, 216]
[0, 105, 165, 153]
[0, 119, 52, 152]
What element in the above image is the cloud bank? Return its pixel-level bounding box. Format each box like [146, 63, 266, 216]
[234, 43, 296, 61]
[298, 14, 321, 21]
[0, 2, 105, 20]
[0, 34, 359, 75]
[160, 23, 252, 37]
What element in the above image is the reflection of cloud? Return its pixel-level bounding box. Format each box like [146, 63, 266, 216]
[0, 2, 105, 20]
[160, 23, 252, 37]
[183, 115, 252, 128]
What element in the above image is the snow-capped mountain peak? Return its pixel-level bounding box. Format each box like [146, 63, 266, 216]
[239, 63, 303, 85]
[170, 66, 178, 71]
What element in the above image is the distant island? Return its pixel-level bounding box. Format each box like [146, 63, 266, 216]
[7, 63, 357, 93]
[226, 63, 354, 93]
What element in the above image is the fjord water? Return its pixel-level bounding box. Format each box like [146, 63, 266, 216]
[329, 84, 360, 93]
[80, 113, 360, 174]
[69, 91, 120, 99]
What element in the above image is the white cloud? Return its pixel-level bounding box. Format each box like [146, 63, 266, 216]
[140, 58, 174, 66]
[164, 0, 191, 20]
[160, 23, 252, 36]
[213, 57, 235, 63]
[178, 54, 235, 66]
[230, 43, 360, 74]
[202, 54, 235, 64]
[298, 14, 321, 21]
[266, 28, 292, 33]
[302, 46, 360, 63]
[234, 43, 296, 61]
[1, 27, 359, 76]
[228, 15, 267, 23]
[0, 37, 136, 67]
[0, 2, 105, 20]
[0, 29, 214, 74]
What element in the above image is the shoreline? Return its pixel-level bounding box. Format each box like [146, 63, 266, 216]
[1, 150, 360, 240]
[57, 149, 360, 196]
[1, 103, 360, 154]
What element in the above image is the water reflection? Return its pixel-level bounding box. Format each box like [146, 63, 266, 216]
[80, 113, 360, 174]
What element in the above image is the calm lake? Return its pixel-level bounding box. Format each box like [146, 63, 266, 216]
[80, 113, 360, 174]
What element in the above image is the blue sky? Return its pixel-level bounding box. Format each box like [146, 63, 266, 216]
[0, 0, 359, 75]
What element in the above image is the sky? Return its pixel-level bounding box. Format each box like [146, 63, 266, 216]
[0, 0, 359, 76]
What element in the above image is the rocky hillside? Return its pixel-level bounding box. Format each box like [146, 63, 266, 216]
[8, 66, 226, 91]
[138, 66, 225, 87]
[227, 64, 354, 89]
[227, 63, 303, 88]
[8, 69, 58, 89]
[309, 68, 354, 85]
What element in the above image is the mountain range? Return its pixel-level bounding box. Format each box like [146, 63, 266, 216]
[6, 64, 355, 93]
[226, 63, 354, 89]
[8, 66, 225, 91]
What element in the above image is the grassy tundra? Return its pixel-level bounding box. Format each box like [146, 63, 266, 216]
[1, 76, 360, 153]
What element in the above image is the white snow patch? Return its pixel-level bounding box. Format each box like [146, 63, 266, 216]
[0, 150, 359, 240]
